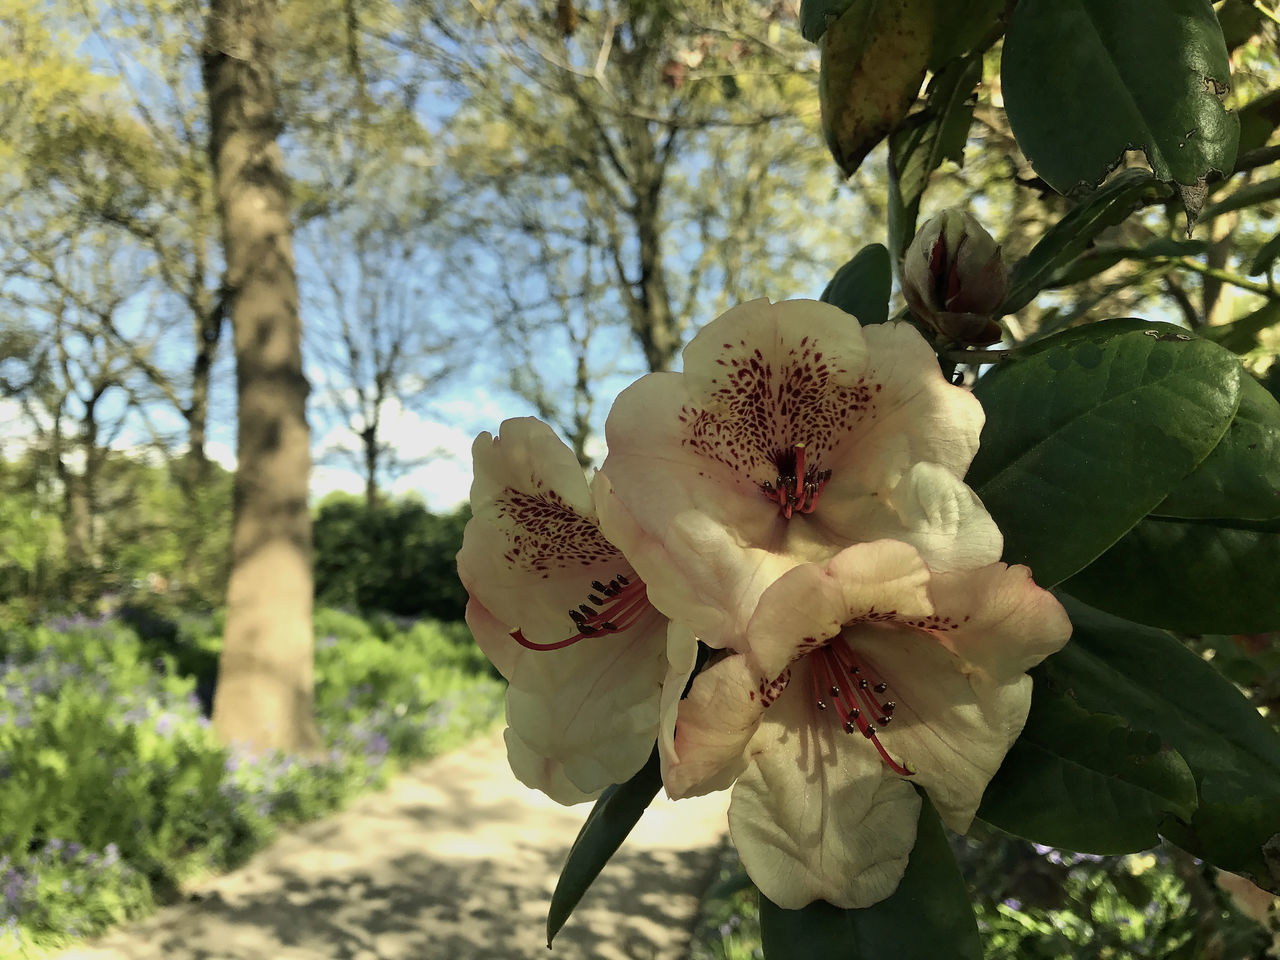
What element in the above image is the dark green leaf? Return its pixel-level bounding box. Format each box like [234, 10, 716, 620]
[759, 796, 981, 960]
[1047, 238, 1208, 289]
[928, 0, 1003, 68]
[821, 243, 891, 326]
[1001, 169, 1165, 315]
[888, 55, 982, 260]
[1218, 1, 1268, 52]
[1237, 89, 1280, 156]
[1062, 514, 1280, 633]
[800, 0, 858, 43]
[1156, 375, 1280, 520]
[1200, 176, 1280, 222]
[968, 319, 1241, 585]
[979, 669, 1198, 853]
[1043, 596, 1280, 889]
[547, 747, 662, 946]
[1200, 300, 1280, 355]
[1001, 0, 1238, 198]
[1248, 233, 1280, 276]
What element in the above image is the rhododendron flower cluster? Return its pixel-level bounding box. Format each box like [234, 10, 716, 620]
[458, 298, 1071, 910]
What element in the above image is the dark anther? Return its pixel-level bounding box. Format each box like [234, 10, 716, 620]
[608, 579, 621, 593]
[599, 621, 617, 631]
[863, 726, 876, 739]
[844, 721, 856, 734]
[569, 610, 586, 623]
[588, 594, 604, 605]
[578, 604, 596, 617]
[763, 480, 774, 492]
[851, 665, 861, 673]
[616, 574, 630, 586]
[579, 623, 598, 634]
[829, 685, 840, 697]
[877, 716, 892, 726]
[849, 708, 860, 719]
[858, 679, 869, 689]
[591, 580, 607, 592]
[882, 701, 896, 713]
[874, 682, 888, 693]
[815, 699, 827, 711]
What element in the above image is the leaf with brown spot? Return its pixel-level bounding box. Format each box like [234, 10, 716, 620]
[818, 0, 936, 178]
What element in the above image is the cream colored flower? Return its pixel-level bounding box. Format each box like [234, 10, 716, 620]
[662, 542, 1071, 909]
[458, 417, 688, 803]
[597, 298, 1001, 654]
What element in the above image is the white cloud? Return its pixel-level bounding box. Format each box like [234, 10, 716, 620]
[310, 395, 528, 513]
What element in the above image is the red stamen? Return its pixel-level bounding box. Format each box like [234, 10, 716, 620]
[762, 443, 831, 518]
[510, 575, 650, 652]
[812, 644, 914, 777]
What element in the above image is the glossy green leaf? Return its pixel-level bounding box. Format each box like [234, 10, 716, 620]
[968, 319, 1241, 585]
[1047, 238, 1208, 289]
[1237, 89, 1280, 156]
[1156, 375, 1280, 520]
[1200, 176, 1280, 222]
[821, 243, 892, 326]
[1043, 596, 1280, 890]
[799, 0, 858, 43]
[1248, 233, 1280, 276]
[1200, 300, 1280, 355]
[888, 55, 982, 260]
[1001, 0, 1238, 199]
[1063, 514, 1280, 634]
[759, 796, 981, 960]
[929, 0, 1003, 68]
[1001, 169, 1164, 315]
[547, 747, 662, 946]
[1218, 1, 1268, 52]
[980, 665, 1198, 853]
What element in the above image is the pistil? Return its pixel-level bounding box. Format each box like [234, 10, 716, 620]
[510, 572, 650, 651]
[811, 643, 913, 777]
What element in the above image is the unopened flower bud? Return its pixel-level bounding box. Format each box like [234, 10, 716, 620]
[902, 209, 1008, 346]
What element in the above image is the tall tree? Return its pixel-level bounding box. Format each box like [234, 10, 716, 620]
[204, 0, 320, 754]
[301, 211, 457, 507]
[399, 0, 867, 442]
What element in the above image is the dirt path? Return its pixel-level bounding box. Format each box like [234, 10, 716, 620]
[57, 731, 730, 960]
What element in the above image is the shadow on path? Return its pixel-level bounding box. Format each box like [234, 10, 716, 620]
[59, 733, 730, 960]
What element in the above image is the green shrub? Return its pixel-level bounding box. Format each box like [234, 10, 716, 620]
[0, 609, 502, 957]
[312, 496, 469, 621]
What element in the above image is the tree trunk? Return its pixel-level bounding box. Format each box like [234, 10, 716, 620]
[204, 0, 321, 755]
[361, 424, 379, 509]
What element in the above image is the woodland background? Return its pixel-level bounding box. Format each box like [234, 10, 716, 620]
[2, 0, 1280, 957]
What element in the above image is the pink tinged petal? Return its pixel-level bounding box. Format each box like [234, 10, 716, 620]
[470, 417, 596, 520]
[459, 418, 638, 647]
[504, 728, 597, 806]
[848, 322, 986, 481]
[599, 303, 995, 648]
[846, 626, 1033, 833]
[728, 659, 922, 909]
[743, 540, 935, 681]
[663, 652, 774, 800]
[502, 601, 670, 801]
[465, 596, 525, 682]
[879, 462, 1003, 572]
[657, 621, 700, 786]
[595, 469, 774, 647]
[676, 299, 880, 510]
[926, 564, 1073, 681]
